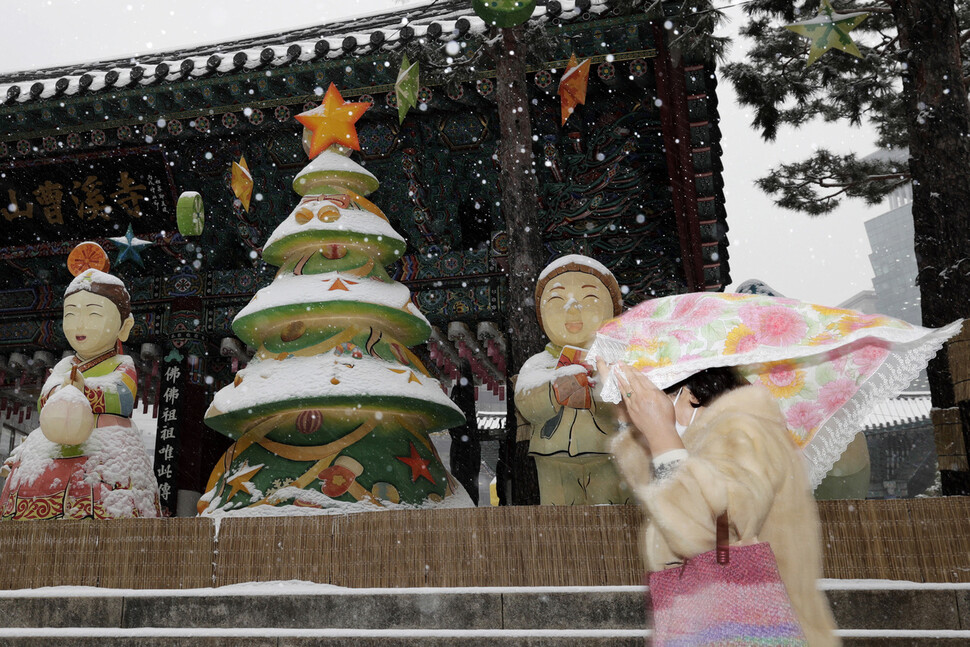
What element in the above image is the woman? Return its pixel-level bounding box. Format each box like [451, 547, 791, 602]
[600, 361, 839, 646]
[0, 267, 160, 520]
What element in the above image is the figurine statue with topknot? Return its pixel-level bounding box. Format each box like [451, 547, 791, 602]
[0, 243, 160, 520]
[514, 254, 630, 505]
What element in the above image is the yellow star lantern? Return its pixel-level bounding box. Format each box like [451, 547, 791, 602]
[784, 0, 869, 66]
[295, 83, 371, 159]
[231, 155, 254, 212]
[558, 54, 591, 126]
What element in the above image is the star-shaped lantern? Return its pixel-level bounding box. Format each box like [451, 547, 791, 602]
[395, 54, 420, 124]
[784, 0, 869, 66]
[295, 83, 371, 158]
[231, 155, 254, 212]
[559, 54, 591, 126]
[109, 224, 152, 267]
[396, 443, 435, 484]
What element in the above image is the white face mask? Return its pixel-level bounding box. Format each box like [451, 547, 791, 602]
[671, 387, 697, 437]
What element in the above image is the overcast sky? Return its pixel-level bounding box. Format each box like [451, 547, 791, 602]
[0, 1, 883, 305]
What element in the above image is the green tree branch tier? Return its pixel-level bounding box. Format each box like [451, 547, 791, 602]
[200, 84, 469, 514]
[293, 150, 380, 197]
[230, 273, 432, 348]
[205, 349, 464, 445]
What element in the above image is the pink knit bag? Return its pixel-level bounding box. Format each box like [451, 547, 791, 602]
[645, 514, 809, 646]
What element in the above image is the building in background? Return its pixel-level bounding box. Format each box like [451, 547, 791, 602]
[859, 149, 920, 326]
[866, 201, 921, 325]
[0, 0, 728, 512]
[861, 392, 935, 498]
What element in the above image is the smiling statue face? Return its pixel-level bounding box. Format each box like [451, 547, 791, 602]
[539, 271, 615, 348]
[63, 290, 133, 360]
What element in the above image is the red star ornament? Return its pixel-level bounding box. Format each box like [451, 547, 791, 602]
[295, 83, 371, 158]
[558, 54, 591, 126]
[396, 443, 436, 484]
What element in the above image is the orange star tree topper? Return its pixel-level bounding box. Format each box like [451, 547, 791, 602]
[295, 83, 371, 158]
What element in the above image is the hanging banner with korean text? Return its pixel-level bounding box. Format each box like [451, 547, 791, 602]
[0, 146, 176, 245]
[153, 348, 185, 516]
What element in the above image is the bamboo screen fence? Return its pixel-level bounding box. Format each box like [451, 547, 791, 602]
[0, 498, 966, 590]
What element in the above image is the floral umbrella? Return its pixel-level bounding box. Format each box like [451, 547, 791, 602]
[587, 292, 964, 487]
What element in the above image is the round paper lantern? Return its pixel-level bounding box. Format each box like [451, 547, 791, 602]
[472, 0, 537, 28]
[67, 242, 110, 276]
[40, 386, 95, 446]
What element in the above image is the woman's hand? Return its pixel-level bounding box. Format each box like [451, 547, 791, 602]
[596, 360, 685, 456]
[61, 365, 85, 392]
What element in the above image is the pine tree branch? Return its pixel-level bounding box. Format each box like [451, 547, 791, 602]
[853, 5, 896, 14]
[816, 172, 912, 187]
[756, 149, 912, 214]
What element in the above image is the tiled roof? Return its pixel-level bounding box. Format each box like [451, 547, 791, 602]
[0, 0, 611, 106]
[734, 279, 786, 297]
[862, 393, 932, 431]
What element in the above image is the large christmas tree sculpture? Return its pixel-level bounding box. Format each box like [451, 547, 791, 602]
[199, 85, 466, 514]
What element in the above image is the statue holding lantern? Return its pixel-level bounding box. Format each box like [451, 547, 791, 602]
[0, 244, 160, 520]
[513, 255, 630, 505]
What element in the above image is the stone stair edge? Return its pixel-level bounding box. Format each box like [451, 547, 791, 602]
[0, 584, 966, 633]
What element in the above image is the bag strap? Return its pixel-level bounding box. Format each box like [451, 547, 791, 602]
[715, 512, 729, 565]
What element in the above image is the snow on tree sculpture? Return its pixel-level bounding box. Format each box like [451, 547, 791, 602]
[199, 84, 468, 515]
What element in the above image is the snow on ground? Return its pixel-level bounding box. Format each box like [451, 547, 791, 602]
[0, 627, 967, 639]
[0, 579, 964, 598]
[0, 628, 650, 639]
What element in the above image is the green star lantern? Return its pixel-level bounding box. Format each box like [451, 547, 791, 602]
[472, 0, 537, 28]
[784, 0, 869, 66]
[395, 55, 420, 124]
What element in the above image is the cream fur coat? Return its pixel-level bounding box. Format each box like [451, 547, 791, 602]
[612, 385, 839, 647]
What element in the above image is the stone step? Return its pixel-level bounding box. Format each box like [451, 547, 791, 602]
[0, 583, 967, 632]
[0, 628, 969, 647]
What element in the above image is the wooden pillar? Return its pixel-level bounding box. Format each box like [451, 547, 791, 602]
[652, 24, 704, 292]
[494, 26, 545, 504]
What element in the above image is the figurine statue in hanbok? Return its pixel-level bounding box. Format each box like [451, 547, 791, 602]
[0, 245, 160, 520]
[513, 255, 629, 505]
